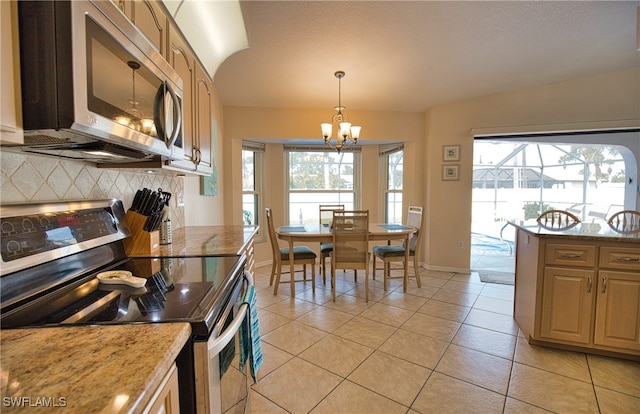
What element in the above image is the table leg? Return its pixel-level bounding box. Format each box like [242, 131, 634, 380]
[404, 233, 410, 292]
[289, 238, 295, 296]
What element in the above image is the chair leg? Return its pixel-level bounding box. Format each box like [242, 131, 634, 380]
[331, 264, 336, 302]
[383, 261, 390, 291]
[413, 257, 421, 287]
[365, 266, 369, 302]
[273, 261, 282, 295]
[372, 255, 377, 280]
[322, 255, 327, 285]
[269, 259, 277, 286]
[311, 262, 316, 292]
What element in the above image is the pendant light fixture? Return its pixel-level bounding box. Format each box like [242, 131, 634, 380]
[321, 71, 361, 153]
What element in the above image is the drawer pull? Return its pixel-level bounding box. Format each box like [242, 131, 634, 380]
[559, 252, 583, 259]
[601, 277, 607, 294]
[614, 256, 639, 262]
[587, 276, 592, 293]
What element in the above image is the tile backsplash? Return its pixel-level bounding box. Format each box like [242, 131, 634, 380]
[0, 151, 185, 228]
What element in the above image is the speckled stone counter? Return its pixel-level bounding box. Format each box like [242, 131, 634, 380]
[509, 221, 640, 243]
[129, 225, 258, 257]
[0, 323, 191, 413]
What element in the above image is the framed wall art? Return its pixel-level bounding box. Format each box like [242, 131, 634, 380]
[442, 145, 460, 162]
[442, 164, 460, 181]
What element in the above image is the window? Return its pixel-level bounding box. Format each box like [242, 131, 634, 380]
[242, 142, 264, 233]
[472, 141, 632, 225]
[471, 135, 637, 276]
[380, 144, 404, 223]
[285, 146, 360, 225]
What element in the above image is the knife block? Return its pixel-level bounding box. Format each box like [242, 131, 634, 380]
[123, 210, 159, 256]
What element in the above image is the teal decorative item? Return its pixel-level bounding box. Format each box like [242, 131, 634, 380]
[200, 120, 218, 196]
[200, 165, 218, 195]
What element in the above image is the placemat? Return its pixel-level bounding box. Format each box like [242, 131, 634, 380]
[279, 226, 306, 233]
[378, 224, 412, 230]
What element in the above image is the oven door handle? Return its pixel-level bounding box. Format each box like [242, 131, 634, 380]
[207, 270, 254, 356]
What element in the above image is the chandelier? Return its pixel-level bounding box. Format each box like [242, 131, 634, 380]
[321, 71, 361, 153]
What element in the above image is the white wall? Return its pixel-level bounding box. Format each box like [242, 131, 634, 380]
[424, 67, 640, 273]
[220, 68, 639, 271]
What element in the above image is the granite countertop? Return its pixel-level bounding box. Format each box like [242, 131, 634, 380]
[509, 221, 640, 243]
[130, 225, 258, 257]
[0, 323, 191, 413]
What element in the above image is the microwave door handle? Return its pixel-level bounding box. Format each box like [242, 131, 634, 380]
[164, 82, 181, 148]
[153, 83, 167, 142]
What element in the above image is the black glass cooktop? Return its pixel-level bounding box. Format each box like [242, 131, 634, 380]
[1, 255, 244, 337]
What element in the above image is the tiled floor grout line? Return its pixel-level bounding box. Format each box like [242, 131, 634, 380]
[251, 265, 638, 413]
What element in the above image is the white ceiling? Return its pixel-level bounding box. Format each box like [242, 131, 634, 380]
[214, 0, 639, 114]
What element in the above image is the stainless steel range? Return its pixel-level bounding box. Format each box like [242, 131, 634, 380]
[0, 199, 251, 413]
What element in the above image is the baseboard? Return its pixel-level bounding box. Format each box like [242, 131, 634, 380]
[256, 259, 471, 276]
[424, 264, 471, 274]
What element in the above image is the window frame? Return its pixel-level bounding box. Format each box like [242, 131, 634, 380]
[284, 145, 361, 225]
[242, 141, 265, 240]
[379, 144, 404, 224]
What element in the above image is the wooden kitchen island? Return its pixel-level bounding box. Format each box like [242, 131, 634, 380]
[511, 222, 640, 359]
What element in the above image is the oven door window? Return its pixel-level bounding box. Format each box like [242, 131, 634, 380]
[85, 16, 181, 148]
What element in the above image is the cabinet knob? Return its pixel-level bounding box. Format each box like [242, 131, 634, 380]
[601, 277, 607, 294]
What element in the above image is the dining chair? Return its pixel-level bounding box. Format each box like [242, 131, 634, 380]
[265, 207, 317, 295]
[319, 204, 345, 284]
[606, 210, 640, 234]
[330, 210, 370, 302]
[536, 209, 581, 230]
[372, 205, 423, 291]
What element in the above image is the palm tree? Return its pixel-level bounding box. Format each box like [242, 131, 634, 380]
[558, 145, 619, 188]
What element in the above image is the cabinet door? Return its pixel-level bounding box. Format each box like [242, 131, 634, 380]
[0, 0, 23, 144]
[131, 0, 167, 56]
[144, 363, 180, 414]
[168, 25, 195, 163]
[540, 267, 595, 345]
[594, 270, 640, 352]
[195, 63, 213, 173]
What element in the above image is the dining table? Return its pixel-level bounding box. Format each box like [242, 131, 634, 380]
[276, 223, 416, 296]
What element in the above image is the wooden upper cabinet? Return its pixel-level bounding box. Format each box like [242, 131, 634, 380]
[111, 0, 215, 176]
[116, 0, 167, 56]
[168, 25, 195, 162]
[195, 63, 213, 173]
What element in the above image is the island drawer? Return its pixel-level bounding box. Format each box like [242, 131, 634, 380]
[599, 246, 640, 271]
[544, 243, 596, 267]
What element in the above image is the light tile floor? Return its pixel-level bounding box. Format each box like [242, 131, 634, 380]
[249, 264, 640, 414]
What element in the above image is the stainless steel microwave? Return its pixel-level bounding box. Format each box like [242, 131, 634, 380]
[10, 0, 184, 163]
